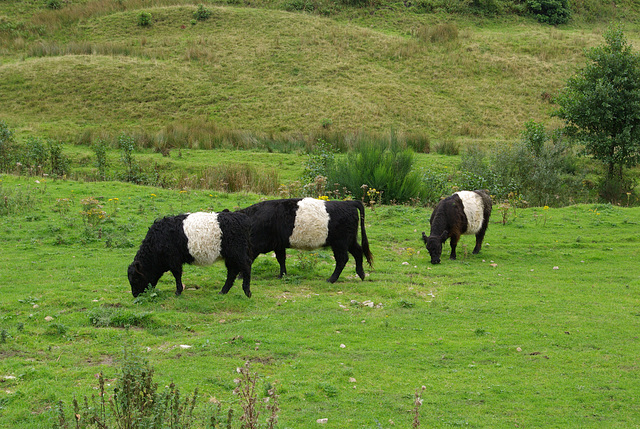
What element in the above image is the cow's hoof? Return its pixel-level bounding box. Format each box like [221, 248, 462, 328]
[244, 290, 252, 298]
[218, 291, 228, 295]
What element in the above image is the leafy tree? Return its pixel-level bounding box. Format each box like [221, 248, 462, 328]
[554, 25, 640, 200]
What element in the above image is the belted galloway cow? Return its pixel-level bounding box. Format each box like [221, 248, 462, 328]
[128, 211, 253, 297]
[238, 198, 373, 282]
[422, 190, 492, 264]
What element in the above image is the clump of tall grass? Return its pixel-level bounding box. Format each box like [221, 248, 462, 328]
[433, 138, 460, 155]
[28, 41, 141, 58]
[179, 163, 280, 195]
[88, 307, 154, 328]
[413, 23, 459, 44]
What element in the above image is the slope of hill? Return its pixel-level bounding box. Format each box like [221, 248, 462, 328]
[0, 1, 639, 143]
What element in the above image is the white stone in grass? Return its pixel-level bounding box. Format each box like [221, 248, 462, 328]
[340, 344, 346, 349]
[179, 345, 192, 349]
[317, 418, 328, 424]
[44, 316, 54, 322]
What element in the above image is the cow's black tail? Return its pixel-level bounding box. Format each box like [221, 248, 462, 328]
[354, 201, 374, 267]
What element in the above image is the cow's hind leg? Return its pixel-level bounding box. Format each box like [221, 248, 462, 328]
[275, 247, 287, 278]
[219, 261, 241, 295]
[328, 245, 349, 283]
[473, 229, 487, 254]
[239, 256, 252, 298]
[349, 242, 365, 280]
[169, 265, 184, 296]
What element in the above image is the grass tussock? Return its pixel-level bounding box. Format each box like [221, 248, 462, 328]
[88, 307, 155, 328]
[413, 23, 459, 44]
[179, 163, 280, 195]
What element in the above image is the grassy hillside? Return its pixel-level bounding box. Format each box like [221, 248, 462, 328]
[1, 1, 639, 143]
[0, 175, 639, 427]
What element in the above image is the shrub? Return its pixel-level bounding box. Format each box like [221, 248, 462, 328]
[137, 11, 152, 27]
[419, 168, 453, 205]
[93, 140, 109, 180]
[301, 138, 336, 184]
[329, 136, 427, 204]
[527, 0, 571, 25]
[47, 140, 70, 177]
[46, 0, 62, 10]
[457, 123, 586, 206]
[193, 4, 212, 21]
[117, 133, 145, 184]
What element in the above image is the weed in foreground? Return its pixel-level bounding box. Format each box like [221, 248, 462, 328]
[55, 354, 281, 429]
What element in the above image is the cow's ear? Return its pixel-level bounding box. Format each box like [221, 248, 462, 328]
[440, 230, 449, 242]
[133, 260, 143, 274]
[421, 232, 428, 244]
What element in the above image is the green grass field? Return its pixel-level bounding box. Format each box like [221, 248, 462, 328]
[1, 174, 639, 427]
[1, 0, 640, 427]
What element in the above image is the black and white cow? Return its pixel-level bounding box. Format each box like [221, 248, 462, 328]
[238, 198, 373, 282]
[128, 211, 253, 298]
[421, 190, 492, 264]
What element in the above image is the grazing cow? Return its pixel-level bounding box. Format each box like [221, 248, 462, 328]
[238, 198, 373, 282]
[128, 211, 253, 298]
[421, 190, 492, 264]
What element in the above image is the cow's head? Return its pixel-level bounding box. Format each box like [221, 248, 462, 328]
[128, 260, 151, 297]
[422, 230, 448, 264]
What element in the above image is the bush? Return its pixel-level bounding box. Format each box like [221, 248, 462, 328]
[137, 11, 152, 27]
[46, 0, 62, 10]
[329, 136, 427, 204]
[457, 123, 586, 206]
[301, 138, 336, 184]
[193, 4, 212, 21]
[93, 140, 109, 180]
[527, 0, 571, 25]
[24, 137, 49, 174]
[419, 168, 454, 205]
[47, 140, 70, 177]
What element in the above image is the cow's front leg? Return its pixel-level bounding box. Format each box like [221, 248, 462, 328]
[170, 266, 184, 296]
[328, 245, 349, 283]
[275, 248, 287, 278]
[449, 235, 459, 260]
